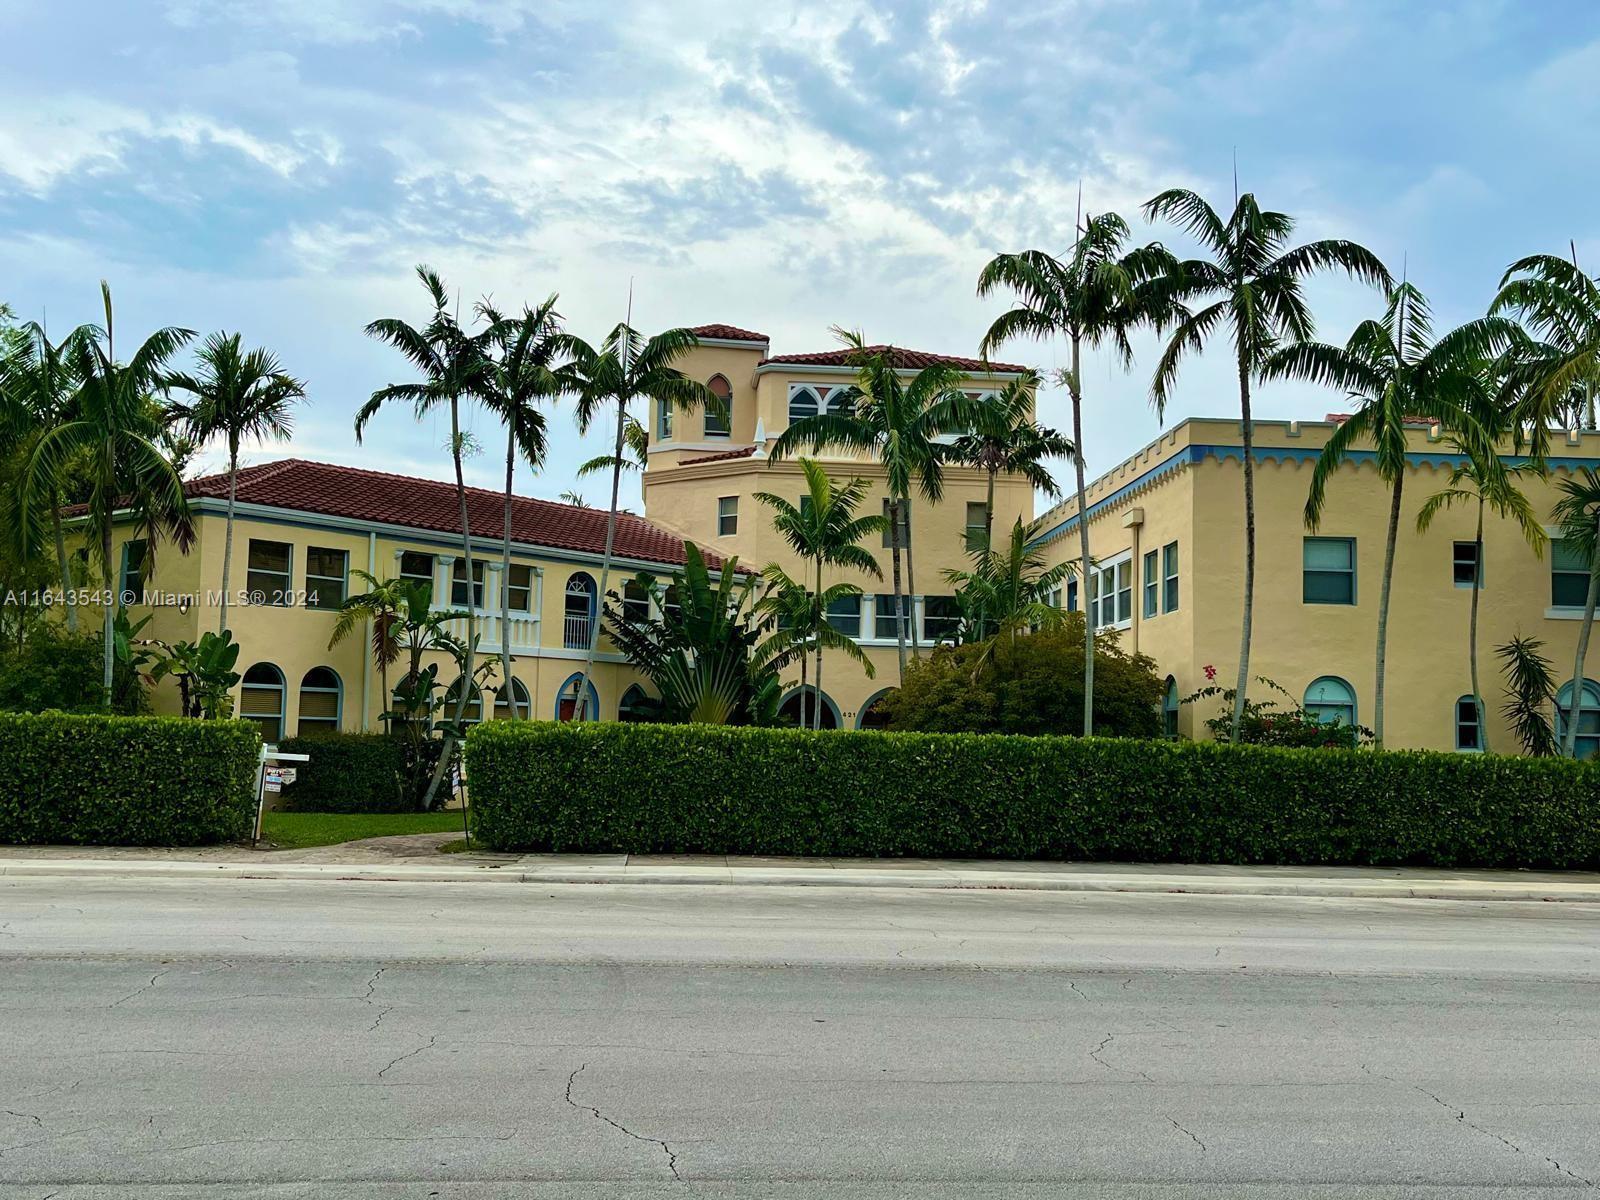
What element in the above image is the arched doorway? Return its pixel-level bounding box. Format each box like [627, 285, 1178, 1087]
[857, 688, 895, 730]
[779, 686, 839, 730]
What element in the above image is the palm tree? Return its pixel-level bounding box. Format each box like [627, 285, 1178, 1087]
[3, 321, 98, 632]
[768, 329, 970, 681]
[1551, 468, 1600, 758]
[1261, 283, 1518, 747]
[328, 569, 409, 733]
[1143, 188, 1391, 739]
[948, 371, 1071, 551]
[754, 459, 887, 729]
[476, 297, 576, 718]
[754, 565, 874, 728]
[1491, 252, 1600, 454]
[1416, 393, 1547, 753]
[20, 283, 194, 702]
[978, 211, 1177, 736]
[568, 323, 714, 719]
[945, 517, 1075, 648]
[577, 414, 648, 479]
[166, 332, 304, 634]
[358, 266, 491, 802]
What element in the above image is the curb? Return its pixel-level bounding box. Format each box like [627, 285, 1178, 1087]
[2, 859, 1599, 902]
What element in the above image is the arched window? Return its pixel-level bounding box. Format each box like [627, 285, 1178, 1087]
[1455, 695, 1483, 752]
[441, 681, 483, 729]
[705, 374, 732, 437]
[1556, 679, 1600, 760]
[1163, 675, 1180, 738]
[857, 688, 894, 730]
[492, 677, 533, 720]
[825, 386, 856, 419]
[788, 386, 821, 423]
[240, 663, 286, 743]
[779, 686, 839, 730]
[564, 572, 596, 649]
[1303, 676, 1356, 727]
[619, 684, 653, 723]
[444, 677, 484, 726]
[556, 673, 600, 722]
[297, 667, 342, 735]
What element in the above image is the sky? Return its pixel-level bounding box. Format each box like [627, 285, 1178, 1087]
[3, 0, 1598, 514]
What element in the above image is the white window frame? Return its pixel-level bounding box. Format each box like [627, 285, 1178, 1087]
[705, 374, 732, 437]
[1142, 549, 1159, 619]
[1454, 694, 1482, 753]
[297, 667, 342, 734]
[1162, 541, 1179, 612]
[506, 564, 533, 614]
[717, 496, 738, 536]
[1549, 531, 1589, 617]
[304, 546, 348, 610]
[119, 538, 148, 602]
[398, 550, 434, 591]
[246, 539, 293, 606]
[1088, 552, 1133, 631]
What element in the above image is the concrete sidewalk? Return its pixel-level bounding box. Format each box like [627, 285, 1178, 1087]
[2, 833, 1599, 901]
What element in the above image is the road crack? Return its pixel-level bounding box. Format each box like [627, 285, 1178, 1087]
[1167, 1116, 1206, 1153]
[377, 1034, 436, 1079]
[108, 967, 172, 1008]
[565, 1063, 685, 1183]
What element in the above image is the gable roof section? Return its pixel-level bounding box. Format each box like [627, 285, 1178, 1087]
[183, 459, 723, 569]
[758, 345, 1030, 375]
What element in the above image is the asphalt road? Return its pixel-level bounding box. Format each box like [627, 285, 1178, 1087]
[1, 878, 1598, 1198]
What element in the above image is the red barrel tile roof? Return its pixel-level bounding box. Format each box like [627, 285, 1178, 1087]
[759, 345, 1030, 374]
[183, 459, 723, 569]
[688, 323, 769, 343]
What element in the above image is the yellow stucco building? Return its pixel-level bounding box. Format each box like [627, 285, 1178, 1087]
[1031, 415, 1600, 755]
[91, 318, 1598, 757]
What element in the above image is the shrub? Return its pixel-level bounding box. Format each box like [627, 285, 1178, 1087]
[277, 733, 414, 813]
[466, 720, 1600, 869]
[0, 626, 147, 715]
[1185, 676, 1371, 749]
[883, 620, 1164, 737]
[0, 711, 259, 845]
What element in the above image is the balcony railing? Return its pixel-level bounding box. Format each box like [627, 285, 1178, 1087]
[563, 612, 591, 650]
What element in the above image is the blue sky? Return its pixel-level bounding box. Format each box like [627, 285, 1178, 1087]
[2, 0, 1597, 511]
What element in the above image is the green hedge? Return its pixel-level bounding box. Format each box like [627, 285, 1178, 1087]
[465, 721, 1600, 869]
[278, 734, 412, 813]
[0, 712, 260, 846]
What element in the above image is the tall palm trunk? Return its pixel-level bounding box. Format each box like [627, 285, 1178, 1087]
[422, 394, 476, 811]
[814, 555, 825, 731]
[903, 494, 921, 658]
[888, 499, 907, 680]
[983, 465, 997, 552]
[1372, 472, 1404, 748]
[51, 499, 76, 634]
[219, 436, 239, 635]
[576, 394, 627, 722]
[1229, 355, 1257, 741]
[1561, 511, 1600, 759]
[798, 643, 808, 728]
[1069, 336, 1095, 737]
[1470, 499, 1488, 753]
[499, 425, 519, 718]
[100, 514, 114, 707]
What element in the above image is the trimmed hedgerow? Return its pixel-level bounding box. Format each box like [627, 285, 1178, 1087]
[278, 733, 411, 814]
[0, 711, 260, 846]
[464, 720, 1600, 869]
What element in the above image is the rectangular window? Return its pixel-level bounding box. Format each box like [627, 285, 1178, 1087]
[399, 551, 434, 592]
[1116, 559, 1132, 624]
[1303, 537, 1356, 605]
[246, 539, 292, 605]
[657, 396, 673, 440]
[1455, 696, 1481, 752]
[506, 564, 533, 613]
[1143, 550, 1159, 619]
[451, 560, 486, 609]
[622, 578, 650, 623]
[120, 539, 148, 602]
[304, 547, 347, 610]
[965, 502, 987, 550]
[1066, 579, 1078, 612]
[874, 593, 908, 640]
[922, 596, 961, 643]
[826, 594, 861, 638]
[1163, 541, 1179, 612]
[1552, 540, 1588, 608]
[881, 499, 908, 549]
[1453, 541, 1480, 588]
[717, 496, 738, 537]
[704, 392, 730, 437]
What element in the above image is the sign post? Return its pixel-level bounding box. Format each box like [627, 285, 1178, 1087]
[253, 745, 311, 844]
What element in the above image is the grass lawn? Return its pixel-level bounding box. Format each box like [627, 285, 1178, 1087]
[260, 811, 466, 850]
